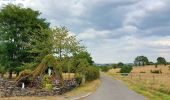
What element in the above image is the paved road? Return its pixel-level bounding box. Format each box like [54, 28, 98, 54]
[84, 74, 146, 100]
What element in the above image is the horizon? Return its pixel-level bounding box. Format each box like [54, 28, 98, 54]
[0, 0, 170, 63]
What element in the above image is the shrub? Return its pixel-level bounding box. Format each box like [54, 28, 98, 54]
[150, 69, 162, 74]
[42, 75, 53, 90]
[100, 66, 112, 72]
[168, 66, 170, 70]
[119, 65, 133, 73]
[85, 67, 100, 82]
[75, 73, 82, 85]
[140, 71, 146, 73]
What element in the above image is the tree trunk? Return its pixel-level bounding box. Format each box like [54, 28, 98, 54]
[8, 70, 13, 79]
[16, 72, 19, 77]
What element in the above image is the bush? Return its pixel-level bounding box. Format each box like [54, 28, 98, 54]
[85, 67, 100, 82]
[100, 66, 112, 72]
[168, 66, 170, 70]
[75, 73, 82, 85]
[42, 75, 53, 90]
[150, 69, 162, 74]
[140, 71, 146, 73]
[119, 65, 133, 73]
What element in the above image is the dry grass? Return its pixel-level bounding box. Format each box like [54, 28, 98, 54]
[109, 65, 170, 74]
[63, 79, 101, 98]
[108, 65, 170, 100]
[132, 65, 170, 73]
[62, 73, 75, 80]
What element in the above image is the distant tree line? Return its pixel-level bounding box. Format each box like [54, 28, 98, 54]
[134, 56, 167, 66]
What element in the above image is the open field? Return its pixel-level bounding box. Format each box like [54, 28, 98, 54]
[108, 65, 170, 100]
[109, 65, 170, 74]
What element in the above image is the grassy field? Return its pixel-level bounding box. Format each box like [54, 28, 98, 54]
[109, 65, 170, 74]
[108, 65, 170, 100]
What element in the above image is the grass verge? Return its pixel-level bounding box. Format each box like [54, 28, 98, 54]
[63, 79, 101, 98]
[107, 73, 170, 100]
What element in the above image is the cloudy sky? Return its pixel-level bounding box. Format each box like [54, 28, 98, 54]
[1, 0, 170, 64]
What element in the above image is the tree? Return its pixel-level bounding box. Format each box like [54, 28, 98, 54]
[0, 64, 6, 78]
[0, 4, 51, 79]
[117, 62, 124, 67]
[157, 57, 166, 66]
[52, 26, 85, 60]
[73, 51, 94, 65]
[120, 65, 133, 73]
[134, 56, 149, 66]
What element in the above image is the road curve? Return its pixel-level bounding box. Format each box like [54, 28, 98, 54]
[84, 73, 146, 100]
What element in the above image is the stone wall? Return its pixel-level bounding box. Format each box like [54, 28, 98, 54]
[0, 78, 79, 97]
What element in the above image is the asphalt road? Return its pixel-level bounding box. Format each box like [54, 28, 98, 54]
[84, 73, 146, 100]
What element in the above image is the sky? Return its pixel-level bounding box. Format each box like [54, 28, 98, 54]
[0, 0, 170, 64]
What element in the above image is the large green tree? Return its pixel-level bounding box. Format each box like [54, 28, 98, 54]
[0, 5, 51, 78]
[52, 26, 84, 60]
[157, 57, 166, 66]
[134, 56, 149, 66]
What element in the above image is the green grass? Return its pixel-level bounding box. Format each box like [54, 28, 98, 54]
[129, 82, 170, 100]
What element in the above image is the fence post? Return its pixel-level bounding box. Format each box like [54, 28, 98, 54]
[139, 74, 141, 80]
[153, 74, 155, 84]
[130, 73, 132, 79]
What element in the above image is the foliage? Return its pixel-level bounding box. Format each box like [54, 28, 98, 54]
[120, 65, 133, 73]
[148, 62, 154, 65]
[42, 75, 53, 90]
[85, 66, 100, 82]
[0, 4, 98, 86]
[157, 57, 166, 66]
[100, 66, 112, 72]
[112, 64, 118, 69]
[0, 64, 5, 74]
[0, 4, 51, 78]
[134, 56, 149, 66]
[117, 62, 124, 67]
[73, 51, 94, 65]
[15, 55, 63, 86]
[52, 26, 85, 59]
[75, 73, 82, 85]
[150, 69, 162, 74]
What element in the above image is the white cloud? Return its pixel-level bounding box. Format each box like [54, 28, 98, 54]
[78, 28, 111, 40]
[0, 0, 170, 63]
[124, 0, 166, 25]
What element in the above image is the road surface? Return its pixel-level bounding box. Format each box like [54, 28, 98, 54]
[84, 73, 146, 100]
